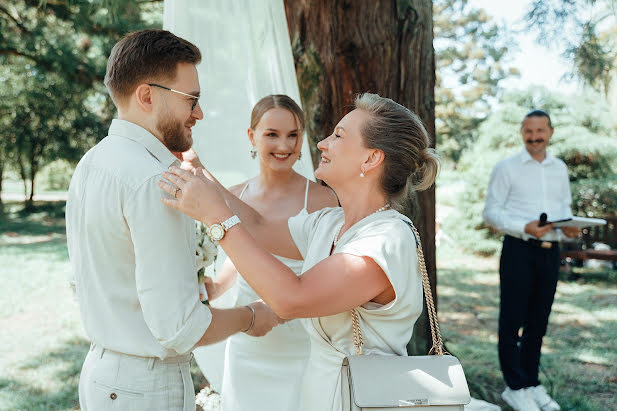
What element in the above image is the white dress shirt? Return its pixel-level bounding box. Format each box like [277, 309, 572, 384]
[483, 149, 574, 242]
[66, 119, 211, 359]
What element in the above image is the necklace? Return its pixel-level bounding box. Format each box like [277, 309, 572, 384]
[333, 204, 391, 247]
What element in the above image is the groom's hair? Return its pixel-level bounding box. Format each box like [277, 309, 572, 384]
[104, 29, 201, 106]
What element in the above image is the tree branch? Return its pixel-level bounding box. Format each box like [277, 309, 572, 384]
[0, 4, 29, 34]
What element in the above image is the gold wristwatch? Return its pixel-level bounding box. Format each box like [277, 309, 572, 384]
[206, 215, 241, 242]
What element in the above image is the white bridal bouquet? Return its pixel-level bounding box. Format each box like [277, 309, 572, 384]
[196, 221, 218, 304]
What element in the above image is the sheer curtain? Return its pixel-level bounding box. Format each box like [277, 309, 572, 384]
[163, 0, 311, 392]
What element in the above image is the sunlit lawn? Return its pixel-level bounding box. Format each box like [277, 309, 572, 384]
[0, 200, 207, 410]
[437, 240, 617, 411]
[1, 199, 616, 410]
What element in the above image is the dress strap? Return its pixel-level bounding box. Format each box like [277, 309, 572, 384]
[303, 178, 310, 210]
[238, 182, 250, 199]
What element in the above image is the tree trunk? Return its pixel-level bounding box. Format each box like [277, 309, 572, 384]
[284, 0, 436, 354]
[29, 171, 35, 204]
[0, 160, 4, 215]
[29, 143, 38, 205]
[17, 154, 29, 201]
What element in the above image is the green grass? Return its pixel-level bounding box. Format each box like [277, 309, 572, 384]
[0, 200, 207, 410]
[2, 199, 616, 410]
[436, 241, 617, 411]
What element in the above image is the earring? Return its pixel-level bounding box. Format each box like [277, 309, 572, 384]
[250, 146, 257, 159]
[298, 152, 302, 160]
[360, 167, 365, 178]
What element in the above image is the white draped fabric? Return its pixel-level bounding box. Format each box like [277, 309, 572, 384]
[163, 0, 314, 393]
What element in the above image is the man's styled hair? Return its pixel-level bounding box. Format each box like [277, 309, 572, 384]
[523, 109, 553, 129]
[104, 29, 201, 105]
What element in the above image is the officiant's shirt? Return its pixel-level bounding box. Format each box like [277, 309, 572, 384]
[482, 149, 573, 242]
[66, 119, 211, 359]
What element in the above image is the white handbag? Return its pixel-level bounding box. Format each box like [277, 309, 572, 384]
[340, 222, 471, 410]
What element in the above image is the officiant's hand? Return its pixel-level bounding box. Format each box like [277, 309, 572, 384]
[159, 166, 230, 224]
[561, 226, 580, 238]
[246, 301, 280, 337]
[524, 220, 554, 238]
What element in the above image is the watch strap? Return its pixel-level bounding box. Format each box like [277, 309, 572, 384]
[221, 215, 241, 231]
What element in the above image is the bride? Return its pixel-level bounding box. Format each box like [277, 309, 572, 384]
[197, 94, 337, 410]
[160, 93, 439, 411]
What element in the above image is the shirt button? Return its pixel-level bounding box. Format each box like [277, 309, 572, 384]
[110, 393, 117, 400]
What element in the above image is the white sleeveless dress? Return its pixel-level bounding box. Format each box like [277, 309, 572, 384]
[220, 179, 311, 411]
[287, 207, 424, 411]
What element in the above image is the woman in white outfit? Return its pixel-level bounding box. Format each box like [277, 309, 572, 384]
[203, 94, 338, 411]
[160, 93, 439, 411]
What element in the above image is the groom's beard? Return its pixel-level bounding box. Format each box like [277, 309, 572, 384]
[157, 114, 193, 153]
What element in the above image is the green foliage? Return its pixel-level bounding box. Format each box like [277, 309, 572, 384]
[434, 0, 518, 161]
[38, 159, 74, 191]
[452, 87, 617, 255]
[0, 0, 163, 202]
[526, 0, 617, 93]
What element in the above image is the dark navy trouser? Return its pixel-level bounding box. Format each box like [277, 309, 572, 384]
[498, 235, 560, 390]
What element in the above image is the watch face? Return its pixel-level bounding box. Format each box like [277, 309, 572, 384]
[209, 225, 225, 241]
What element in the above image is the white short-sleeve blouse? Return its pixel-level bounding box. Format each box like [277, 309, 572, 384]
[288, 207, 424, 411]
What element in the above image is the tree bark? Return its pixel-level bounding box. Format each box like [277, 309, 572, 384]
[0, 160, 4, 214]
[284, 0, 436, 354]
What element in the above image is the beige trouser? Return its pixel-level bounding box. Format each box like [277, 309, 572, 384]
[79, 344, 195, 411]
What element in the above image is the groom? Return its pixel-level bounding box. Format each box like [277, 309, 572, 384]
[66, 29, 279, 410]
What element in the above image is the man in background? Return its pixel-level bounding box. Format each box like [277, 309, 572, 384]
[483, 110, 579, 411]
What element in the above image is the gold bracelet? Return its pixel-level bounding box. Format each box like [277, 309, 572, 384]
[242, 305, 255, 333]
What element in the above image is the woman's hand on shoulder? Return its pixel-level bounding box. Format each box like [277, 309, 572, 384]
[159, 166, 230, 224]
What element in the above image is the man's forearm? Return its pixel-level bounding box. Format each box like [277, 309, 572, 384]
[193, 306, 252, 347]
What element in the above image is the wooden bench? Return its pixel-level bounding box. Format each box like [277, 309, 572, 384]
[560, 217, 617, 262]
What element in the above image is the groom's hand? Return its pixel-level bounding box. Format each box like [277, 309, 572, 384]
[245, 301, 280, 337]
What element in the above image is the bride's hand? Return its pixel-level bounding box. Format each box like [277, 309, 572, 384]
[158, 166, 229, 223]
[203, 276, 219, 301]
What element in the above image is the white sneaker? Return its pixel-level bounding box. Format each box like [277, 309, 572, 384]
[526, 385, 561, 411]
[501, 387, 541, 411]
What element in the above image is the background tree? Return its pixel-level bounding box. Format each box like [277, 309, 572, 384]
[525, 0, 617, 94]
[434, 0, 518, 163]
[284, 0, 436, 354]
[0, 0, 162, 205]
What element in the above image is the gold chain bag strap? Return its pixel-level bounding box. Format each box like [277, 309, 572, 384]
[350, 222, 447, 356]
[341, 220, 470, 410]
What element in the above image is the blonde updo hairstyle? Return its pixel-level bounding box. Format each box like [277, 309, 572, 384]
[354, 93, 439, 200]
[250, 94, 305, 131]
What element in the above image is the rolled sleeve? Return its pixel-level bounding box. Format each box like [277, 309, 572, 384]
[159, 298, 212, 353]
[126, 176, 211, 354]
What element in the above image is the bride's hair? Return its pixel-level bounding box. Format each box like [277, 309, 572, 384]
[250, 95, 305, 131]
[354, 93, 439, 200]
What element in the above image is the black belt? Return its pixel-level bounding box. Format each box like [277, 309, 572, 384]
[506, 235, 558, 249]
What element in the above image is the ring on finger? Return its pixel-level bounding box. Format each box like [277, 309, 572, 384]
[174, 187, 181, 198]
